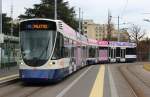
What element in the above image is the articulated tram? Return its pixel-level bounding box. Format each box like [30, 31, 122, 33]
[19, 18, 136, 83]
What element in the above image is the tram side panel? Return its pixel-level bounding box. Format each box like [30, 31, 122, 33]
[98, 47, 109, 63]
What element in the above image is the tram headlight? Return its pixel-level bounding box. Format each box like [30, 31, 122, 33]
[49, 61, 56, 65]
[51, 62, 55, 65]
[21, 62, 24, 65]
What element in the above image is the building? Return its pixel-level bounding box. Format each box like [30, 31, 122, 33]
[82, 19, 129, 41]
[119, 29, 130, 42]
[82, 20, 110, 40]
[82, 20, 107, 40]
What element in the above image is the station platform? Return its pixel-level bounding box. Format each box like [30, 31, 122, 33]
[0, 66, 19, 84]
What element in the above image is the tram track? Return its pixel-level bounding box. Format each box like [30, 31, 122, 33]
[0, 79, 48, 97]
[119, 64, 150, 97]
[0, 82, 46, 97]
[119, 65, 138, 97]
[3, 86, 44, 97]
[0, 79, 19, 88]
[127, 65, 150, 88]
[0, 82, 23, 97]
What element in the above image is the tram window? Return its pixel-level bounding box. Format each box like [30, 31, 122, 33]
[108, 48, 111, 57]
[114, 49, 116, 57]
[89, 46, 96, 58]
[123, 49, 125, 58]
[71, 41, 74, 58]
[126, 48, 136, 55]
[111, 49, 113, 58]
[96, 47, 99, 57]
[63, 37, 69, 58]
[116, 47, 120, 57]
[52, 32, 64, 60]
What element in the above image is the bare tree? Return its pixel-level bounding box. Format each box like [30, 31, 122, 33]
[129, 25, 146, 44]
[129, 25, 146, 61]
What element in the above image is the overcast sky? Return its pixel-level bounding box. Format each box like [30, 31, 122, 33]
[2, 0, 150, 37]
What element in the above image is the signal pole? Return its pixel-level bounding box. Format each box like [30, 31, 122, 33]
[10, 1, 14, 36]
[54, 0, 57, 20]
[117, 16, 120, 42]
[107, 11, 112, 41]
[78, 8, 81, 34]
[81, 11, 83, 34]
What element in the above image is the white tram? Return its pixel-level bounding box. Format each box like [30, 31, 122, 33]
[19, 18, 89, 83]
[19, 18, 137, 83]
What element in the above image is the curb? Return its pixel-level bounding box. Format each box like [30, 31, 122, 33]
[143, 64, 150, 71]
[0, 74, 19, 85]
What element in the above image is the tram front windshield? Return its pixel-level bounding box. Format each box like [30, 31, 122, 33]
[20, 20, 57, 67]
[21, 30, 56, 66]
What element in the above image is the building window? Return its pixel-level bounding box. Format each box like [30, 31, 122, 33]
[84, 22, 87, 24]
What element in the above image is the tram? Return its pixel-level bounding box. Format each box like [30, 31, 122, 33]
[19, 18, 136, 83]
[108, 41, 136, 63]
[19, 18, 89, 83]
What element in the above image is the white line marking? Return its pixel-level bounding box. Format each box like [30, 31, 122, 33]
[0, 74, 19, 81]
[108, 66, 119, 97]
[0, 74, 19, 84]
[56, 66, 93, 97]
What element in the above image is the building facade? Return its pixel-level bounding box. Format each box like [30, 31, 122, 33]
[82, 20, 107, 40]
[82, 19, 129, 41]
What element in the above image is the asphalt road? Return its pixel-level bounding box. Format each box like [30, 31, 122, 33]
[0, 65, 104, 97]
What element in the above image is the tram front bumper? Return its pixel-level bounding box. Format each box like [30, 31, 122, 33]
[19, 69, 68, 83]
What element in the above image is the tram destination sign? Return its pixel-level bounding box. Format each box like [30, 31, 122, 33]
[20, 20, 56, 31]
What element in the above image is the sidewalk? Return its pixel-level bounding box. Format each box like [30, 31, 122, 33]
[0, 66, 19, 83]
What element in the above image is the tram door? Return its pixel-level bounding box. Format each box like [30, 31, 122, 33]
[120, 48, 126, 62]
[109, 47, 116, 63]
[116, 47, 121, 62]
